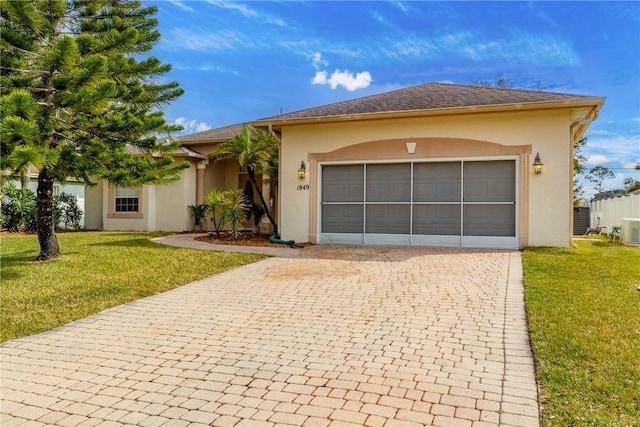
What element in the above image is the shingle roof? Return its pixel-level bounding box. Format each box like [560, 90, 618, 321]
[256, 82, 601, 121]
[177, 123, 245, 142]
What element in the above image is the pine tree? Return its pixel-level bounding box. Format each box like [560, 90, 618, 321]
[1, 0, 187, 260]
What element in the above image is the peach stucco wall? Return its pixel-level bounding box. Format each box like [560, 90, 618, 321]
[102, 163, 197, 232]
[278, 109, 573, 247]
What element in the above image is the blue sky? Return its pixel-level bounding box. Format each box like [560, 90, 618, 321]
[148, 0, 639, 196]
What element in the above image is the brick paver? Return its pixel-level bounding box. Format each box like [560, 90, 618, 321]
[1, 241, 539, 426]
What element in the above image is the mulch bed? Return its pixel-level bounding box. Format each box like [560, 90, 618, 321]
[194, 232, 312, 248]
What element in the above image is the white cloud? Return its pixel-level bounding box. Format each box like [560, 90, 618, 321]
[586, 154, 610, 165]
[308, 53, 372, 91]
[173, 63, 238, 75]
[312, 69, 372, 91]
[174, 117, 211, 134]
[204, 0, 287, 27]
[167, 0, 193, 12]
[374, 31, 578, 66]
[310, 52, 328, 70]
[167, 28, 258, 51]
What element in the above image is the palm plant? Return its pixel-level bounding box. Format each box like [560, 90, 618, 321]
[205, 188, 226, 237]
[212, 125, 279, 234]
[222, 189, 249, 239]
[188, 204, 209, 231]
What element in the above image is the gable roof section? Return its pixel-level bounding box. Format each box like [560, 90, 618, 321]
[252, 82, 604, 128]
[177, 123, 245, 144]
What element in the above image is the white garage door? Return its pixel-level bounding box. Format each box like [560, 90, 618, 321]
[319, 159, 517, 248]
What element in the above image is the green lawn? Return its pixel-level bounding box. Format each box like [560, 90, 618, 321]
[0, 232, 264, 343]
[523, 239, 640, 427]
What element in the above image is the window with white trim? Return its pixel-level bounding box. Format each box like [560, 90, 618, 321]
[115, 187, 139, 212]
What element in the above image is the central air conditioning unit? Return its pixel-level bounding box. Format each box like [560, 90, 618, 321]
[621, 218, 640, 246]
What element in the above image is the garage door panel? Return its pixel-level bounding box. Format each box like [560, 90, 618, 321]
[413, 205, 461, 235]
[414, 162, 461, 202]
[464, 161, 515, 202]
[463, 205, 515, 237]
[366, 164, 411, 202]
[323, 165, 364, 202]
[366, 204, 410, 234]
[322, 204, 363, 233]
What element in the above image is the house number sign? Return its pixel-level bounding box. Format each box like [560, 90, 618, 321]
[297, 184, 310, 191]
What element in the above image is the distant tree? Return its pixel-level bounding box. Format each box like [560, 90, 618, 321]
[586, 166, 615, 198]
[1, 0, 187, 260]
[470, 74, 515, 89]
[623, 163, 640, 193]
[212, 125, 280, 234]
[572, 136, 590, 201]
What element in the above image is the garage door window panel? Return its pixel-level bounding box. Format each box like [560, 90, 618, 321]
[413, 204, 461, 235]
[414, 162, 461, 202]
[464, 205, 515, 237]
[366, 205, 410, 234]
[322, 165, 364, 202]
[463, 161, 515, 202]
[322, 204, 364, 233]
[366, 164, 411, 202]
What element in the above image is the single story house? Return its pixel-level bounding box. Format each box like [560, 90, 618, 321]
[86, 82, 605, 249]
[252, 82, 604, 248]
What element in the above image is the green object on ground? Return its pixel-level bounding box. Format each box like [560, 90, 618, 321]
[270, 235, 295, 245]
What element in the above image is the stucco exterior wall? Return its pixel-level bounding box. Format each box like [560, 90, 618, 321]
[278, 109, 573, 247]
[155, 165, 197, 231]
[102, 162, 198, 232]
[84, 180, 103, 230]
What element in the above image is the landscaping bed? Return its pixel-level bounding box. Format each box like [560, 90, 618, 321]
[194, 231, 312, 247]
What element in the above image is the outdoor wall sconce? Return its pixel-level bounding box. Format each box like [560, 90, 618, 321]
[533, 152, 543, 175]
[298, 161, 306, 180]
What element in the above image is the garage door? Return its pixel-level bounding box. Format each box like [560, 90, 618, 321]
[320, 159, 517, 248]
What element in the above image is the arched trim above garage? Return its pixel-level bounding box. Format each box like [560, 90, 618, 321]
[308, 137, 532, 162]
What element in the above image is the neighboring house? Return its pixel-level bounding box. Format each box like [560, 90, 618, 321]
[86, 82, 604, 248]
[84, 124, 272, 232]
[2, 166, 86, 229]
[252, 82, 604, 248]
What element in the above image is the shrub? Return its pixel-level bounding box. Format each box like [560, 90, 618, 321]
[0, 183, 37, 232]
[1, 185, 83, 232]
[53, 192, 83, 231]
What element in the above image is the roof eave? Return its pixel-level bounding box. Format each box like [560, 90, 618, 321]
[252, 97, 606, 130]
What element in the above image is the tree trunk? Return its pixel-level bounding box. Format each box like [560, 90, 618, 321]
[248, 164, 278, 235]
[20, 168, 30, 189]
[35, 168, 60, 261]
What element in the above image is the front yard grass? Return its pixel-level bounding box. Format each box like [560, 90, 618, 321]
[0, 232, 264, 343]
[523, 238, 640, 427]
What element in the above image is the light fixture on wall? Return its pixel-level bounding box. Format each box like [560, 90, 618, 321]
[533, 152, 543, 175]
[298, 161, 306, 180]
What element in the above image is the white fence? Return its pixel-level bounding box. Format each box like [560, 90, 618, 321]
[590, 193, 640, 230]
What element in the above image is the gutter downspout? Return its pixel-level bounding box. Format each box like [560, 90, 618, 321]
[568, 106, 600, 247]
[268, 124, 282, 236]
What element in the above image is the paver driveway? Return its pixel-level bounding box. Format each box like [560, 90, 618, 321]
[1, 245, 539, 427]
